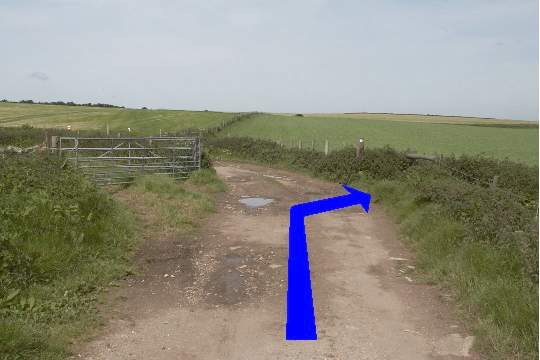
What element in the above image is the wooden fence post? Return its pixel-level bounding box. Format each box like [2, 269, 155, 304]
[324, 139, 329, 155]
[356, 138, 365, 160]
[490, 175, 499, 189]
[298, 140, 302, 149]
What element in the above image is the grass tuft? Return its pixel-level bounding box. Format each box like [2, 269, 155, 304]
[130, 171, 225, 233]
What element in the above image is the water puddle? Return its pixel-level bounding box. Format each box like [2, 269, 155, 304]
[238, 197, 274, 208]
[207, 254, 244, 305]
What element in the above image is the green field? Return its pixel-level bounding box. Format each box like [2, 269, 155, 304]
[2, 103, 537, 165]
[0, 103, 239, 135]
[303, 112, 535, 125]
[224, 114, 539, 165]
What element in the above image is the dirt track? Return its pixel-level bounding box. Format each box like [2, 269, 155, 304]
[74, 161, 478, 360]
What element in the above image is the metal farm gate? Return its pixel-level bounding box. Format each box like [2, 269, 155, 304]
[50, 136, 201, 185]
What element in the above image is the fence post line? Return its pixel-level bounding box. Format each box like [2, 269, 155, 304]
[311, 140, 314, 150]
[106, 122, 110, 136]
[298, 140, 302, 149]
[356, 138, 365, 160]
[324, 139, 329, 155]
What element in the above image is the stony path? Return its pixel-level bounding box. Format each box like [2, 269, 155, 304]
[74, 161, 478, 360]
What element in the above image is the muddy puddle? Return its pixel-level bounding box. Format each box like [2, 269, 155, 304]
[205, 253, 245, 305]
[238, 197, 274, 208]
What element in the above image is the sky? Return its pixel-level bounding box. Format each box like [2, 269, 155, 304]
[1, 0, 538, 120]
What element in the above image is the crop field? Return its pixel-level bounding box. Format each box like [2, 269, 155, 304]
[303, 112, 536, 125]
[0, 103, 239, 135]
[224, 114, 539, 165]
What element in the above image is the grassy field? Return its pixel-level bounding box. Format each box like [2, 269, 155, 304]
[223, 114, 539, 165]
[0, 103, 239, 135]
[303, 112, 536, 125]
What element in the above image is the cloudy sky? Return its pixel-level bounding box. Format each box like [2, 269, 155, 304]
[1, 0, 538, 119]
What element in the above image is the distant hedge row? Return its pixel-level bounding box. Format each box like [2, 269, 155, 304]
[0, 126, 106, 148]
[1, 99, 123, 108]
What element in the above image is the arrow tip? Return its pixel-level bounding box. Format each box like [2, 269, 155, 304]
[341, 184, 371, 213]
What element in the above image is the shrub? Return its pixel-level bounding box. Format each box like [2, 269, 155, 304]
[441, 155, 538, 205]
[0, 126, 104, 148]
[0, 154, 135, 358]
[207, 136, 413, 182]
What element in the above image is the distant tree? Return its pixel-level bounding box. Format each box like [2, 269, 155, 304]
[141, 106, 148, 110]
[0, 99, 7, 103]
[295, 113, 304, 117]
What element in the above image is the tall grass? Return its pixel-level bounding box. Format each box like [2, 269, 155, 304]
[0, 152, 225, 359]
[0, 154, 137, 359]
[129, 169, 225, 233]
[370, 179, 538, 359]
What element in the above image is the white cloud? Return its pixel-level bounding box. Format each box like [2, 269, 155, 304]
[30, 72, 48, 81]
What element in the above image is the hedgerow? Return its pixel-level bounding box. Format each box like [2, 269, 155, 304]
[0, 154, 136, 359]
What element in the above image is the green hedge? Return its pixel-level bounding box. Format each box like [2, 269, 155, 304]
[0, 154, 135, 359]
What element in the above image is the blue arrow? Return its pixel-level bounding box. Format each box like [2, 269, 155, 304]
[286, 184, 371, 340]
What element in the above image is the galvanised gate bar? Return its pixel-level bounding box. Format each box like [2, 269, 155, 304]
[50, 136, 201, 185]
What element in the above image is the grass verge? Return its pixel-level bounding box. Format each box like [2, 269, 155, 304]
[368, 179, 538, 359]
[0, 152, 225, 359]
[127, 169, 226, 234]
[0, 155, 137, 360]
